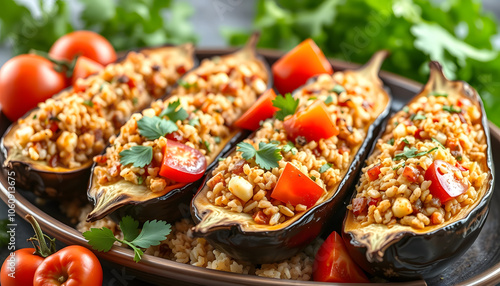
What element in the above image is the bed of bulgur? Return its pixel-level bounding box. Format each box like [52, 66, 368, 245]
[206, 71, 387, 225]
[10, 46, 193, 169]
[349, 92, 488, 229]
[92, 52, 269, 192]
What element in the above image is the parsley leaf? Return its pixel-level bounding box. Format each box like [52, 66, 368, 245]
[204, 140, 211, 153]
[159, 99, 189, 122]
[119, 146, 153, 168]
[83, 100, 94, 107]
[388, 138, 395, 146]
[83, 216, 171, 263]
[393, 146, 438, 161]
[331, 84, 345, 94]
[324, 95, 334, 105]
[442, 105, 462, 113]
[319, 163, 332, 173]
[177, 79, 197, 89]
[410, 113, 427, 121]
[272, 93, 299, 121]
[218, 157, 226, 162]
[282, 141, 298, 155]
[432, 138, 446, 149]
[189, 117, 200, 126]
[393, 161, 405, 171]
[402, 138, 410, 145]
[214, 136, 221, 144]
[237, 142, 282, 170]
[403, 106, 410, 113]
[137, 116, 178, 140]
[310, 175, 317, 181]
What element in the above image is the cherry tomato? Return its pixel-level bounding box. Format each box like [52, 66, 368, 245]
[0, 54, 66, 121]
[49, 30, 117, 66]
[159, 140, 207, 183]
[71, 56, 104, 87]
[272, 39, 333, 94]
[366, 164, 381, 181]
[271, 162, 324, 208]
[424, 160, 468, 203]
[1, 248, 44, 286]
[283, 101, 338, 142]
[33, 245, 102, 286]
[313, 231, 369, 283]
[233, 89, 278, 131]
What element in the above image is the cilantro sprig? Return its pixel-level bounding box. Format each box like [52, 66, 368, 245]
[393, 146, 438, 161]
[237, 142, 282, 170]
[319, 163, 332, 173]
[159, 99, 189, 122]
[442, 105, 462, 113]
[137, 116, 178, 140]
[331, 84, 345, 94]
[119, 145, 153, 168]
[432, 138, 446, 149]
[272, 93, 299, 121]
[282, 141, 298, 155]
[410, 113, 427, 121]
[83, 216, 171, 263]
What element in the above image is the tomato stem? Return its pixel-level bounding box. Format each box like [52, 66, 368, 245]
[25, 214, 57, 258]
[29, 49, 78, 78]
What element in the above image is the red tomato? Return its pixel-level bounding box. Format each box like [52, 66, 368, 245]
[233, 89, 278, 131]
[402, 165, 423, 183]
[313, 231, 369, 283]
[33, 245, 102, 286]
[0, 54, 66, 121]
[351, 197, 367, 216]
[366, 164, 381, 181]
[71, 56, 104, 87]
[424, 160, 468, 203]
[49, 30, 116, 66]
[1, 248, 44, 286]
[270, 162, 324, 208]
[272, 39, 333, 94]
[159, 140, 207, 183]
[283, 101, 338, 142]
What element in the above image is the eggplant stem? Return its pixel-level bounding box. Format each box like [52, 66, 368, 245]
[357, 50, 389, 83]
[237, 32, 260, 59]
[26, 214, 56, 258]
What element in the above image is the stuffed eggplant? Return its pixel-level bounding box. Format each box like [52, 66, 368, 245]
[342, 62, 494, 280]
[86, 34, 271, 223]
[191, 51, 392, 264]
[1, 44, 195, 198]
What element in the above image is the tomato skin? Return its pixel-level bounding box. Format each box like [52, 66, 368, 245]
[366, 164, 381, 181]
[313, 232, 369, 283]
[71, 56, 104, 87]
[272, 38, 333, 94]
[283, 101, 338, 142]
[233, 89, 278, 131]
[271, 162, 324, 208]
[424, 160, 468, 203]
[1, 248, 44, 286]
[0, 54, 66, 121]
[49, 30, 116, 66]
[33, 245, 102, 286]
[159, 140, 207, 183]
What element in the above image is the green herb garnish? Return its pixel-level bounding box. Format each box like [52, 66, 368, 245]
[402, 138, 410, 145]
[83, 100, 94, 107]
[410, 113, 427, 121]
[393, 161, 405, 170]
[319, 163, 332, 173]
[137, 176, 144, 185]
[282, 141, 298, 155]
[32, 114, 37, 120]
[189, 117, 200, 126]
[214, 136, 221, 144]
[393, 146, 438, 161]
[403, 106, 410, 113]
[132, 97, 138, 106]
[204, 140, 211, 153]
[178, 79, 197, 89]
[83, 216, 171, 263]
[218, 157, 226, 162]
[388, 138, 395, 146]
[432, 138, 446, 149]
[159, 99, 188, 122]
[137, 116, 178, 140]
[272, 93, 299, 121]
[442, 105, 462, 113]
[429, 92, 448, 97]
[331, 84, 345, 94]
[324, 95, 334, 104]
[119, 145, 153, 168]
[237, 141, 282, 170]
[308, 96, 317, 100]
[310, 175, 317, 181]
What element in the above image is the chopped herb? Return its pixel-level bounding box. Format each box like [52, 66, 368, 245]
[237, 141, 282, 170]
[402, 138, 410, 145]
[442, 105, 462, 113]
[319, 163, 332, 173]
[393, 146, 438, 161]
[132, 97, 138, 106]
[214, 136, 221, 144]
[410, 113, 427, 121]
[272, 93, 299, 121]
[188, 117, 200, 126]
[218, 157, 226, 162]
[310, 175, 317, 181]
[32, 114, 37, 120]
[432, 138, 446, 149]
[137, 116, 178, 140]
[308, 96, 317, 100]
[178, 79, 197, 89]
[394, 121, 399, 126]
[270, 140, 281, 145]
[282, 141, 298, 155]
[429, 92, 448, 97]
[204, 140, 211, 153]
[388, 138, 395, 146]
[83, 100, 94, 107]
[83, 216, 171, 263]
[49, 116, 61, 122]
[403, 106, 410, 113]
[331, 84, 345, 94]
[227, 96, 235, 103]
[137, 176, 144, 185]
[159, 99, 188, 122]
[393, 161, 405, 170]
[324, 95, 334, 105]
[119, 145, 153, 168]
[456, 155, 463, 161]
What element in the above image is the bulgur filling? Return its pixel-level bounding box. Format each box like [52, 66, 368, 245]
[349, 92, 488, 229]
[11, 46, 193, 169]
[92, 53, 269, 193]
[205, 72, 386, 225]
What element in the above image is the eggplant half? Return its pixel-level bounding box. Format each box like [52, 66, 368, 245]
[86, 34, 272, 223]
[0, 44, 195, 198]
[342, 62, 495, 280]
[190, 51, 392, 264]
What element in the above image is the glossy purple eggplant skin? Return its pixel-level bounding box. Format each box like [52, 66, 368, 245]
[342, 62, 495, 280]
[190, 52, 393, 264]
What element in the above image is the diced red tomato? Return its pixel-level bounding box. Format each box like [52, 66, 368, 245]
[457, 98, 472, 108]
[366, 164, 381, 181]
[272, 39, 333, 94]
[414, 128, 423, 140]
[253, 211, 270, 225]
[48, 121, 59, 133]
[159, 140, 207, 183]
[233, 89, 278, 131]
[430, 212, 442, 225]
[351, 197, 367, 216]
[402, 165, 423, 183]
[313, 231, 369, 283]
[270, 162, 324, 208]
[283, 101, 338, 142]
[424, 160, 468, 203]
[368, 197, 380, 207]
[71, 56, 104, 87]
